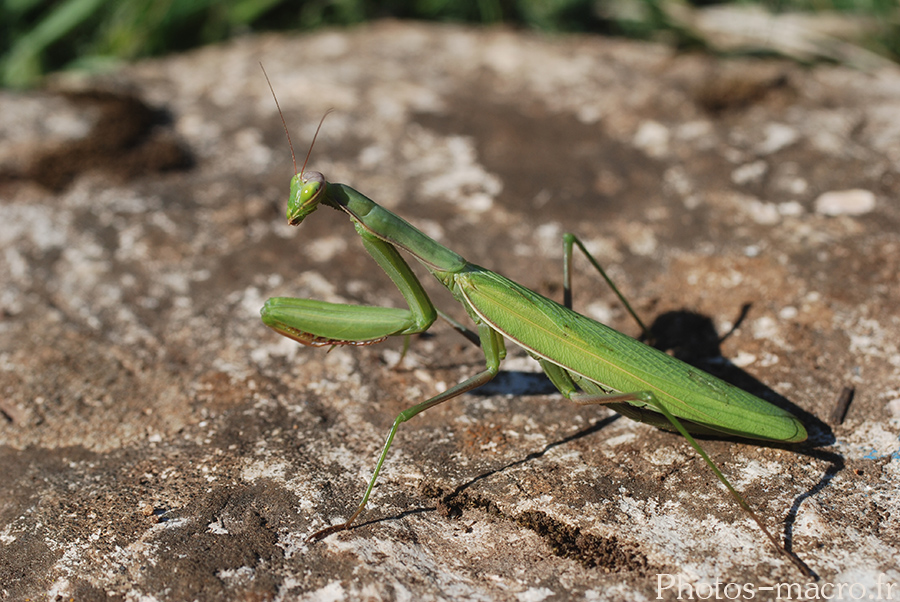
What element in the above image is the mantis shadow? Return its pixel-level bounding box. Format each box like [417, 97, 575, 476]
[469, 369, 559, 397]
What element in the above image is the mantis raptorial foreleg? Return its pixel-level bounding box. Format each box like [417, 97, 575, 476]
[263, 231, 437, 346]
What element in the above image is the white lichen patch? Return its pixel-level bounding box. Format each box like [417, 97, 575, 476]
[402, 127, 502, 212]
[621, 222, 658, 256]
[751, 316, 781, 341]
[834, 421, 900, 461]
[646, 446, 688, 467]
[756, 123, 799, 155]
[242, 459, 289, 482]
[307, 236, 348, 263]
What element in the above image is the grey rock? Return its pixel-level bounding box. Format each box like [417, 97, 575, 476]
[1, 22, 899, 601]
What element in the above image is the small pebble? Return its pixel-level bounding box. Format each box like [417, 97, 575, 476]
[778, 306, 798, 319]
[633, 120, 670, 158]
[731, 160, 767, 186]
[814, 189, 876, 216]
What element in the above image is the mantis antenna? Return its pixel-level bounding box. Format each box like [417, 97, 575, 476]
[260, 63, 332, 177]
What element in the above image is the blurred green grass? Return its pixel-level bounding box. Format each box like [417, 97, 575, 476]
[1, 0, 898, 88]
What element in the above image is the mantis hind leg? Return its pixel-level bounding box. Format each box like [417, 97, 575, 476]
[562, 233, 649, 339]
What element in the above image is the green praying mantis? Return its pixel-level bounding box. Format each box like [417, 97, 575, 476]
[259, 97, 811, 576]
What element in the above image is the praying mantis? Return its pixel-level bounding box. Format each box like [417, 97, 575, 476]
[259, 102, 811, 575]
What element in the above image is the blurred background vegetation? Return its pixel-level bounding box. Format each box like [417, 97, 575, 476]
[1, 0, 898, 88]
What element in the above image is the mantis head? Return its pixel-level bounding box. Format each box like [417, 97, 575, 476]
[287, 170, 326, 225]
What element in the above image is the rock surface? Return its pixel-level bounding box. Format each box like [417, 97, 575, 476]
[1, 21, 899, 601]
